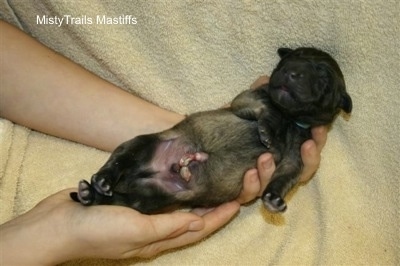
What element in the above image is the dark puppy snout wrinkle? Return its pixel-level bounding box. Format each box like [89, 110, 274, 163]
[71, 47, 352, 215]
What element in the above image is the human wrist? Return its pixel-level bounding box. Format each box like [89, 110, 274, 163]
[0, 207, 80, 265]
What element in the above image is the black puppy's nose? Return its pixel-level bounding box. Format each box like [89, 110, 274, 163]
[287, 70, 303, 81]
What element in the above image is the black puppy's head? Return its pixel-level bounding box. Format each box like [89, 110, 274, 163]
[268, 47, 352, 126]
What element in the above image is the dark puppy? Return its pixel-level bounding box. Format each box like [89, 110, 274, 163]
[71, 47, 352, 214]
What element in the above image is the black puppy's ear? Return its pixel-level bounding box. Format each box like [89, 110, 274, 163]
[340, 92, 353, 114]
[277, 48, 293, 58]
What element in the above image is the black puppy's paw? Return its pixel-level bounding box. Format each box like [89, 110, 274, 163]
[263, 192, 287, 213]
[91, 174, 113, 196]
[259, 125, 272, 149]
[71, 179, 96, 206]
[260, 136, 272, 149]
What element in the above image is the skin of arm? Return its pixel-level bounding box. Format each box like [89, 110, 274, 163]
[0, 20, 183, 152]
[0, 20, 326, 264]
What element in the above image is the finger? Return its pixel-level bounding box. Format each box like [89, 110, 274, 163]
[143, 201, 240, 257]
[191, 207, 216, 216]
[236, 169, 260, 204]
[299, 140, 320, 182]
[298, 126, 328, 182]
[236, 153, 275, 203]
[311, 126, 328, 153]
[256, 153, 275, 196]
[250, 75, 270, 90]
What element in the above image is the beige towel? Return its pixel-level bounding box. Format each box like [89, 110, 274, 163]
[1, 0, 399, 265]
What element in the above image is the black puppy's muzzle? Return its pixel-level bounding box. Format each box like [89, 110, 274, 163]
[285, 69, 305, 82]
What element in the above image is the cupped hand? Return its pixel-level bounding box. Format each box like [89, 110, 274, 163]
[0, 188, 240, 264]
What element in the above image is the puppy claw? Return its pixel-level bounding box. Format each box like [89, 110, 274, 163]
[263, 192, 287, 213]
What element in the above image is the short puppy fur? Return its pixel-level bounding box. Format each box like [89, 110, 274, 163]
[71, 47, 352, 214]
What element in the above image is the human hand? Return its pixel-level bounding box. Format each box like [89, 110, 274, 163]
[237, 126, 327, 204]
[250, 75, 270, 90]
[236, 76, 328, 204]
[0, 189, 240, 264]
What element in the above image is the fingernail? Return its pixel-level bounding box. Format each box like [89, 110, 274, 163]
[262, 158, 273, 170]
[247, 169, 259, 183]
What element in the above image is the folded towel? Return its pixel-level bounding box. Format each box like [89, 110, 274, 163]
[1, 0, 398, 265]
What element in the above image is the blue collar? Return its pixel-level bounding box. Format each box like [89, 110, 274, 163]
[295, 121, 311, 129]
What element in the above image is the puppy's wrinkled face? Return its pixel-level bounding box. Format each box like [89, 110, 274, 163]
[268, 47, 352, 125]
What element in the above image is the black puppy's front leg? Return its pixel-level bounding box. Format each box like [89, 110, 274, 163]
[231, 88, 273, 148]
[231, 88, 268, 121]
[262, 145, 303, 213]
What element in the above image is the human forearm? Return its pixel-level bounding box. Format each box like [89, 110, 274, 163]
[0, 21, 183, 151]
[0, 207, 76, 265]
